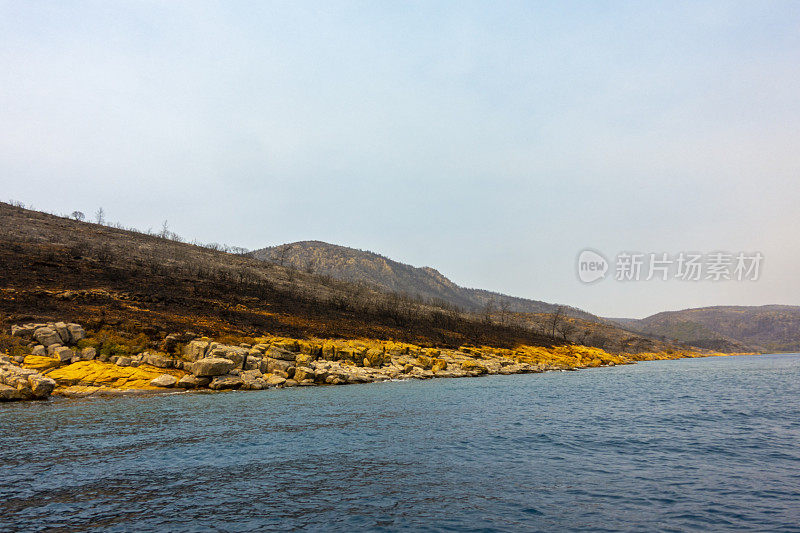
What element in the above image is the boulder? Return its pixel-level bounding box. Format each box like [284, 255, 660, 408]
[0, 383, 23, 401]
[183, 340, 209, 361]
[67, 324, 86, 343]
[31, 345, 46, 357]
[34, 327, 62, 347]
[54, 322, 71, 344]
[53, 346, 75, 363]
[142, 352, 174, 369]
[264, 374, 286, 387]
[150, 374, 178, 388]
[160, 334, 179, 353]
[240, 369, 267, 390]
[263, 358, 293, 374]
[47, 344, 63, 356]
[177, 374, 210, 389]
[80, 347, 97, 361]
[115, 356, 132, 367]
[266, 346, 296, 361]
[191, 357, 236, 377]
[209, 374, 243, 390]
[293, 366, 315, 382]
[28, 374, 56, 396]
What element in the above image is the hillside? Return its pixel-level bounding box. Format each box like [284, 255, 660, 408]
[0, 202, 560, 352]
[612, 306, 800, 353]
[250, 241, 596, 320]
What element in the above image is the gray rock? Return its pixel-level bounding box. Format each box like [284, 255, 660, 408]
[47, 343, 63, 356]
[183, 340, 210, 361]
[240, 369, 267, 390]
[177, 374, 210, 389]
[80, 347, 97, 361]
[34, 327, 62, 347]
[264, 374, 287, 387]
[0, 383, 24, 401]
[115, 356, 132, 367]
[54, 322, 71, 344]
[53, 346, 74, 363]
[266, 346, 296, 361]
[142, 352, 174, 368]
[28, 374, 56, 396]
[191, 357, 236, 377]
[150, 374, 177, 388]
[67, 324, 86, 343]
[293, 366, 315, 382]
[209, 374, 243, 390]
[264, 358, 293, 374]
[31, 345, 46, 357]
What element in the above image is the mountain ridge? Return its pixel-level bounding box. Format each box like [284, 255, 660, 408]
[250, 241, 597, 321]
[608, 305, 800, 353]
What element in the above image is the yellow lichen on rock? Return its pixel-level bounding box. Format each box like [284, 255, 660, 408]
[48, 361, 186, 391]
[23, 355, 61, 371]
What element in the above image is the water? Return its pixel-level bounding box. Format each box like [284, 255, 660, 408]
[2, 354, 800, 532]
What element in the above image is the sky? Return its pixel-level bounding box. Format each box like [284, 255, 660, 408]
[2, 1, 799, 318]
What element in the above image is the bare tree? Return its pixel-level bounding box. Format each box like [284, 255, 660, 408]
[556, 320, 577, 342]
[481, 298, 496, 324]
[95, 207, 105, 225]
[548, 306, 564, 338]
[71, 211, 85, 221]
[498, 299, 511, 326]
[159, 220, 170, 239]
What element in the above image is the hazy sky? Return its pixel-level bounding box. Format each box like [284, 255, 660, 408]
[2, 1, 799, 318]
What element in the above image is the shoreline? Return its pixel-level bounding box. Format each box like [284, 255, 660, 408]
[2, 324, 744, 401]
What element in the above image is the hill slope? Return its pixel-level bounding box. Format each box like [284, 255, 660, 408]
[613, 305, 800, 353]
[250, 241, 596, 320]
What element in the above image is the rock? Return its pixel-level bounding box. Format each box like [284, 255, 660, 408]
[54, 322, 71, 344]
[266, 346, 296, 361]
[431, 359, 448, 373]
[23, 355, 61, 371]
[460, 360, 488, 375]
[150, 374, 178, 388]
[177, 374, 210, 389]
[283, 379, 298, 387]
[53, 346, 75, 363]
[0, 360, 56, 400]
[293, 366, 315, 382]
[183, 340, 210, 361]
[34, 327, 62, 347]
[263, 358, 293, 374]
[295, 353, 314, 366]
[240, 369, 267, 390]
[80, 347, 97, 361]
[191, 357, 236, 377]
[160, 334, 179, 353]
[0, 383, 24, 401]
[31, 345, 46, 357]
[264, 374, 286, 387]
[209, 374, 243, 390]
[67, 323, 86, 343]
[11, 324, 36, 338]
[47, 344, 63, 356]
[142, 352, 174, 368]
[28, 374, 56, 396]
[115, 356, 132, 367]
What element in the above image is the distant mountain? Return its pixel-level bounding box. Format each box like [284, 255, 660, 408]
[610, 305, 800, 353]
[250, 241, 596, 320]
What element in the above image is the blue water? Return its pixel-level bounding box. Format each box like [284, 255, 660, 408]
[2, 354, 800, 532]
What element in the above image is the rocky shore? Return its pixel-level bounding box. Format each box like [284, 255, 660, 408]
[1, 321, 718, 401]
